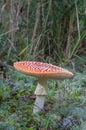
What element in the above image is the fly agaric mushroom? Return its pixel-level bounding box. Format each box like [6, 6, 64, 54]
[13, 61, 74, 113]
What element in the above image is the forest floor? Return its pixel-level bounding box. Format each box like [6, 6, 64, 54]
[0, 57, 86, 130]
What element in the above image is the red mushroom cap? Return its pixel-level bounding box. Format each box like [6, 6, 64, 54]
[13, 61, 74, 80]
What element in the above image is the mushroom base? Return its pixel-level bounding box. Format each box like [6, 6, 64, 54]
[33, 96, 45, 113]
[33, 78, 47, 113]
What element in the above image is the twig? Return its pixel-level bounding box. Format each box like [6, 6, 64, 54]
[7, 38, 17, 51]
[10, 0, 15, 43]
[75, 0, 80, 41]
[43, 0, 52, 31]
[65, 16, 74, 59]
[27, 0, 31, 45]
[16, 0, 20, 27]
[30, 1, 40, 54]
[0, 27, 19, 37]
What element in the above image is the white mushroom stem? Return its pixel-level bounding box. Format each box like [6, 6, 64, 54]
[33, 78, 47, 113]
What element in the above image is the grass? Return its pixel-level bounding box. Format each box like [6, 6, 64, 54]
[0, 59, 86, 130]
[0, 0, 86, 64]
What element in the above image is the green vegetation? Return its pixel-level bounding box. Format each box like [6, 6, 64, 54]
[0, 0, 85, 64]
[0, 0, 86, 130]
[0, 59, 86, 129]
